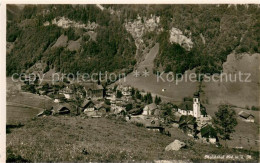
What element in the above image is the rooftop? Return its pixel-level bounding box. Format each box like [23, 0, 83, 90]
[238, 111, 254, 119]
[82, 82, 103, 90]
[178, 101, 193, 111]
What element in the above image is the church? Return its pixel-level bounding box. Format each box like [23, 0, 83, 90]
[177, 94, 201, 118]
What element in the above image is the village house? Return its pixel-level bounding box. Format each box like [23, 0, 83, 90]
[82, 82, 104, 99]
[145, 118, 164, 133]
[200, 124, 218, 144]
[59, 85, 74, 99]
[238, 111, 255, 122]
[105, 89, 116, 101]
[81, 99, 96, 112]
[116, 84, 132, 96]
[142, 103, 158, 116]
[81, 99, 108, 117]
[128, 115, 164, 133]
[51, 104, 71, 115]
[53, 94, 65, 103]
[111, 103, 126, 114]
[95, 103, 108, 116]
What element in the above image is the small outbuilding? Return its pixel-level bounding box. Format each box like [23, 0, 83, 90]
[238, 111, 255, 122]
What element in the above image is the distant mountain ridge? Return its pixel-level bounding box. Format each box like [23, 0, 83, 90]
[6, 4, 260, 77]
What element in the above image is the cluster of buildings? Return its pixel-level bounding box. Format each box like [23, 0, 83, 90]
[176, 94, 217, 144]
[31, 80, 222, 144]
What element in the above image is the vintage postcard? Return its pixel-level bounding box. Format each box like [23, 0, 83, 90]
[1, 0, 260, 162]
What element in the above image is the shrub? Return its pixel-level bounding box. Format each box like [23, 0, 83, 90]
[251, 106, 260, 111]
[7, 148, 29, 162]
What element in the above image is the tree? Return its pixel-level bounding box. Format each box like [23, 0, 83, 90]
[125, 104, 133, 111]
[161, 105, 175, 124]
[135, 90, 142, 100]
[131, 88, 135, 98]
[178, 115, 197, 135]
[213, 105, 238, 144]
[145, 92, 153, 104]
[116, 90, 123, 98]
[155, 95, 162, 105]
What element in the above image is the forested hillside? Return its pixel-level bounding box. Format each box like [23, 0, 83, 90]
[7, 5, 136, 75]
[6, 4, 259, 76]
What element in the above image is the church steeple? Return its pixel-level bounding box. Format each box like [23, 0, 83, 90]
[193, 93, 201, 118]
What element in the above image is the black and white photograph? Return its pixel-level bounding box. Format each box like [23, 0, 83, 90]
[1, 0, 260, 162]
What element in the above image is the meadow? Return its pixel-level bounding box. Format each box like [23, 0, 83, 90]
[7, 116, 258, 162]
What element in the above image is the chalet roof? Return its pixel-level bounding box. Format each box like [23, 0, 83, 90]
[143, 118, 161, 128]
[52, 103, 71, 113]
[179, 101, 193, 111]
[200, 125, 217, 138]
[129, 108, 143, 115]
[179, 115, 196, 125]
[81, 99, 94, 108]
[144, 103, 157, 110]
[53, 94, 65, 99]
[95, 102, 107, 110]
[238, 111, 254, 119]
[82, 82, 103, 90]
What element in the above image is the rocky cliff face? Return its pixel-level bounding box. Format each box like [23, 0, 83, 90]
[169, 27, 193, 51]
[125, 14, 160, 49]
[44, 16, 98, 30]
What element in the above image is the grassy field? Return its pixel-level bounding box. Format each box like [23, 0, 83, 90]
[6, 116, 259, 162]
[7, 105, 41, 124]
[205, 104, 260, 151]
[118, 46, 259, 109]
[202, 53, 260, 108]
[117, 43, 199, 103]
[6, 77, 54, 124]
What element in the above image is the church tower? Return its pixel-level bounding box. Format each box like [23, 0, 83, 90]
[193, 93, 201, 118]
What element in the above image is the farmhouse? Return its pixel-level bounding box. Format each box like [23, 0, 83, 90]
[128, 115, 164, 133]
[51, 104, 71, 115]
[145, 118, 164, 133]
[106, 92, 116, 101]
[60, 86, 73, 99]
[200, 124, 217, 144]
[95, 103, 108, 116]
[238, 111, 255, 122]
[178, 115, 197, 136]
[111, 103, 126, 114]
[116, 84, 132, 96]
[81, 99, 96, 111]
[53, 94, 65, 103]
[82, 82, 104, 99]
[142, 103, 158, 116]
[81, 99, 108, 116]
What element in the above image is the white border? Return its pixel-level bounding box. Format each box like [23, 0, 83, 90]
[1, 0, 260, 4]
[0, 0, 259, 162]
[0, 1, 6, 162]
